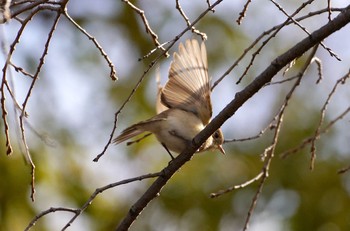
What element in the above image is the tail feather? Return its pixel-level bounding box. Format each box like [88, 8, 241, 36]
[113, 117, 166, 145]
[113, 124, 144, 144]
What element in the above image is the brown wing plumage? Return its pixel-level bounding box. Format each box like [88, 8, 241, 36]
[161, 39, 212, 125]
[156, 70, 168, 114]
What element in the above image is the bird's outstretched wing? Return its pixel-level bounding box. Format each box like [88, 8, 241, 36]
[161, 39, 212, 125]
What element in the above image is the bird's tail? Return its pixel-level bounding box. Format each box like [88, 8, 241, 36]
[113, 124, 144, 145]
[113, 117, 165, 145]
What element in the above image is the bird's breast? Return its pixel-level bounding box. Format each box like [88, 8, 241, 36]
[154, 109, 205, 153]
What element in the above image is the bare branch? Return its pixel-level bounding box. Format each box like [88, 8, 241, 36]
[279, 69, 350, 162]
[241, 87, 291, 230]
[313, 57, 323, 84]
[25, 207, 79, 231]
[205, 0, 215, 12]
[24, 172, 161, 231]
[210, 172, 264, 198]
[61, 172, 162, 230]
[1, 2, 45, 156]
[63, 11, 118, 81]
[236, 0, 316, 84]
[338, 165, 350, 174]
[270, 0, 340, 60]
[11, 0, 59, 18]
[214, 42, 319, 229]
[280, 106, 350, 159]
[19, 8, 62, 201]
[121, 0, 167, 56]
[9, 62, 34, 78]
[175, 0, 207, 40]
[241, 42, 319, 229]
[225, 45, 319, 145]
[309, 70, 350, 170]
[211, 7, 344, 90]
[236, 0, 252, 25]
[327, 0, 332, 21]
[224, 122, 274, 143]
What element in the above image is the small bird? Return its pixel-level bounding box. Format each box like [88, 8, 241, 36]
[113, 39, 225, 158]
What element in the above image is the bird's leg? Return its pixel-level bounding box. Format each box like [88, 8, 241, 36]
[161, 142, 175, 160]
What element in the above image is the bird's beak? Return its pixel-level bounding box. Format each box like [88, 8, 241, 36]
[218, 145, 226, 155]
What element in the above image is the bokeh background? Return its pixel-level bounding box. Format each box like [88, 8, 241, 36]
[1, 1, 350, 230]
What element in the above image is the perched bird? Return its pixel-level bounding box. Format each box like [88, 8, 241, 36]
[113, 39, 225, 158]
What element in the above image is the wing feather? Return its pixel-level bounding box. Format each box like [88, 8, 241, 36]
[161, 39, 212, 124]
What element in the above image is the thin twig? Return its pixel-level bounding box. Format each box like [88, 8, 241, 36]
[140, 0, 223, 60]
[3, 78, 27, 116]
[206, 0, 215, 12]
[309, 70, 350, 169]
[63, 11, 118, 81]
[19, 7, 62, 202]
[139, 41, 170, 61]
[211, 6, 343, 90]
[24, 172, 161, 231]
[10, 0, 48, 18]
[267, 56, 323, 86]
[270, 0, 340, 61]
[10, 0, 62, 18]
[267, 75, 300, 85]
[61, 172, 162, 230]
[243, 103, 285, 231]
[24, 207, 79, 231]
[93, 59, 157, 162]
[327, 0, 332, 21]
[121, 0, 167, 56]
[1, 2, 45, 156]
[0, 25, 27, 159]
[313, 57, 323, 83]
[175, 0, 207, 40]
[338, 165, 350, 174]
[236, 0, 316, 84]
[225, 45, 319, 146]
[210, 172, 264, 198]
[236, 0, 252, 25]
[242, 42, 316, 229]
[280, 106, 350, 159]
[224, 122, 274, 143]
[10, 62, 34, 78]
[212, 45, 319, 230]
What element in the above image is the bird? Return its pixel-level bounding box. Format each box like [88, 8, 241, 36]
[113, 39, 225, 159]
